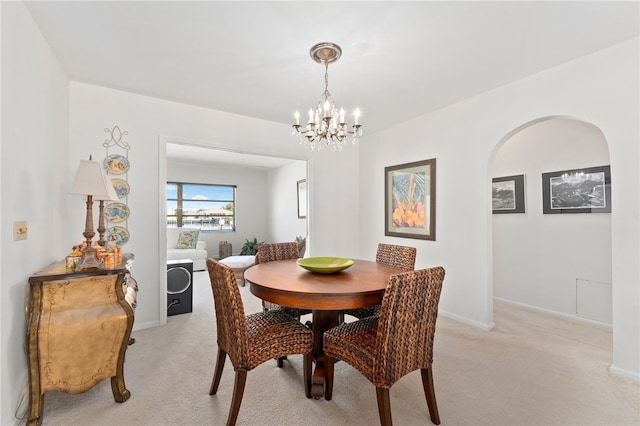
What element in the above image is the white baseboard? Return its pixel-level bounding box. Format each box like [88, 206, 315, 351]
[609, 364, 640, 383]
[493, 297, 612, 330]
[439, 309, 495, 331]
[132, 319, 162, 331]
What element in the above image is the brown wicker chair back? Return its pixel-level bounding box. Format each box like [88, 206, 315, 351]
[375, 267, 444, 385]
[255, 242, 300, 312]
[206, 259, 314, 425]
[343, 243, 417, 320]
[255, 242, 300, 264]
[207, 258, 249, 368]
[253, 242, 311, 368]
[324, 266, 445, 425]
[375, 243, 417, 271]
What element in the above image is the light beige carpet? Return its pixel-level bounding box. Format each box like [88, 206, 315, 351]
[28, 271, 639, 426]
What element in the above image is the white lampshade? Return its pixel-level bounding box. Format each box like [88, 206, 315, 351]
[94, 175, 120, 201]
[70, 159, 112, 197]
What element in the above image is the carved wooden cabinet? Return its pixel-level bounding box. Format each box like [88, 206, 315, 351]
[26, 254, 136, 426]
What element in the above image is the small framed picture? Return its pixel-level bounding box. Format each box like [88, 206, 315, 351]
[297, 179, 307, 218]
[542, 165, 611, 214]
[385, 158, 436, 240]
[492, 174, 525, 214]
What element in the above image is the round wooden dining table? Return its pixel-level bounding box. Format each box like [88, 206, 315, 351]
[245, 258, 404, 398]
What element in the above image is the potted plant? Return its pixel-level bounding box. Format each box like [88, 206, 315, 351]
[240, 237, 263, 255]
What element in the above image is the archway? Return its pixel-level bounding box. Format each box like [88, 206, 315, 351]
[490, 116, 612, 324]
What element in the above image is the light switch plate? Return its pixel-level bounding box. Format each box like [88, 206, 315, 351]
[14, 220, 28, 241]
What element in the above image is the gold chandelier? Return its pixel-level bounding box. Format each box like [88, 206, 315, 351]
[292, 42, 363, 151]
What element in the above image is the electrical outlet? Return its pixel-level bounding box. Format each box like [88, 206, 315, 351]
[14, 221, 28, 241]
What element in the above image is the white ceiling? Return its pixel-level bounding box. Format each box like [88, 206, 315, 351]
[24, 1, 639, 166]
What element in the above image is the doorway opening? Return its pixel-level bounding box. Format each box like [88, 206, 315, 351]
[491, 116, 612, 326]
[158, 137, 309, 324]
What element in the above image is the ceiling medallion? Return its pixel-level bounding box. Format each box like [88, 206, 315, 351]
[292, 42, 362, 152]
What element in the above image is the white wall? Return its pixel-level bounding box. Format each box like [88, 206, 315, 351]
[308, 147, 360, 258]
[267, 160, 307, 244]
[359, 39, 639, 379]
[167, 158, 270, 257]
[1, 3, 71, 423]
[492, 118, 611, 320]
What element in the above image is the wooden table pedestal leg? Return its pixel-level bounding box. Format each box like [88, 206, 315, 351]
[310, 310, 340, 399]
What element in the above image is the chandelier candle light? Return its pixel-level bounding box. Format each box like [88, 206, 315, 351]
[292, 42, 362, 151]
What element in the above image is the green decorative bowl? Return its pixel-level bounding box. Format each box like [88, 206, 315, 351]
[297, 257, 354, 274]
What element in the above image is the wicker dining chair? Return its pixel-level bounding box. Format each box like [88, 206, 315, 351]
[324, 267, 445, 426]
[256, 242, 312, 318]
[255, 242, 313, 367]
[343, 243, 417, 319]
[206, 259, 313, 426]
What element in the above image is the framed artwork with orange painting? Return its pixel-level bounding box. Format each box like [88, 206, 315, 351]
[385, 158, 436, 240]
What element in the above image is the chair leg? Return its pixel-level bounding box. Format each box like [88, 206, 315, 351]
[376, 386, 393, 426]
[227, 369, 247, 426]
[421, 367, 441, 425]
[324, 354, 334, 401]
[303, 350, 313, 398]
[210, 347, 227, 395]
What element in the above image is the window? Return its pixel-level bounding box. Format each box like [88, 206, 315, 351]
[167, 182, 236, 231]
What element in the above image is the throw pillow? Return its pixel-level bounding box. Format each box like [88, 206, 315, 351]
[175, 229, 200, 249]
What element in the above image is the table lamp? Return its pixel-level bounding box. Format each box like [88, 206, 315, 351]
[94, 174, 120, 247]
[70, 157, 114, 270]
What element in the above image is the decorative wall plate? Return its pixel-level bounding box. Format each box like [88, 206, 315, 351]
[105, 202, 130, 223]
[104, 154, 130, 175]
[111, 178, 130, 199]
[106, 226, 130, 246]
